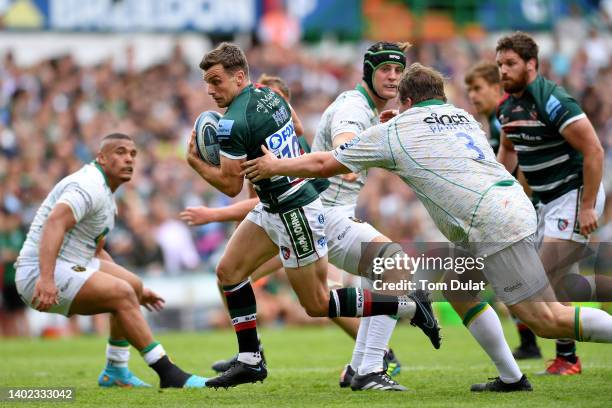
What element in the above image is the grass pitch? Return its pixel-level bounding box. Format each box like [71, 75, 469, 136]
[1, 321, 611, 407]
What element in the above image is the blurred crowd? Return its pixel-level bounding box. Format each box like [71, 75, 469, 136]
[1, 21, 611, 334]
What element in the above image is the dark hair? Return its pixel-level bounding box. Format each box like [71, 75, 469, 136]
[398, 63, 446, 105]
[102, 133, 132, 142]
[495, 31, 539, 69]
[199, 42, 249, 78]
[258, 74, 290, 99]
[465, 61, 500, 86]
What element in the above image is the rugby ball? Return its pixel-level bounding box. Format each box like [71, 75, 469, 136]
[193, 110, 222, 166]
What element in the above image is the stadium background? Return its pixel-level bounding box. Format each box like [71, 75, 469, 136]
[0, 0, 611, 336]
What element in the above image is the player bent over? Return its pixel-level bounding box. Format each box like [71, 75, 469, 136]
[243, 63, 612, 392]
[189, 43, 440, 389]
[15, 134, 207, 388]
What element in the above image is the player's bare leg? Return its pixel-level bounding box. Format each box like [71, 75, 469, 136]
[69, 271, 206, 388]
[95, 260, 160, 387]
[509, 284, 612, 343]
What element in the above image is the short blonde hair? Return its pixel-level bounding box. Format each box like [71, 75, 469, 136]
[257, 74, 290, 100]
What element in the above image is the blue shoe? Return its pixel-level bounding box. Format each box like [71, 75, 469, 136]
[183, 375, 208, 388]
[383, 348, 402, 377]
[98, 365, 151, 388]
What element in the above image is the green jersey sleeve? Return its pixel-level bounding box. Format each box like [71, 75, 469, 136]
[545, 85, 585, 132]
[217, 117, 249, 160]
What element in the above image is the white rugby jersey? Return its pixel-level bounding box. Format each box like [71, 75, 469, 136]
[311, 85, 378, 207]
[17, 162, 117, 266]
[333, 99, 537, 255]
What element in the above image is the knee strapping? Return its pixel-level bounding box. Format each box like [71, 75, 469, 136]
[365, 242, 404, 281]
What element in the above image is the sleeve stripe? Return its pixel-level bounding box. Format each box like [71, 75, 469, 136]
[219, 151, 247, 160]
[56, 199, 80, 222]
[332, 150, 360, 173]
[559, 113, 586, 132]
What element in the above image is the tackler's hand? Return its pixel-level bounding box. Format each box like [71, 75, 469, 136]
[241, 145, 278, 182]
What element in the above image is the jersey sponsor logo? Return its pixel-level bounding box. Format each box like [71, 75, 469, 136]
[71, 265, 86, 272]
[504, 132, 543, 142]
[271, 105, 290, 127]
[256, 91, 283, 116]
[317, 236, 327, 248]
[558, 218, 569, 231]
[545, 95, 562, 121]
[339, 120, 365, 131]
[423, 111, 478, 134]
[337, 225, 352, 240]
[266, 120, 297, 154]
[503, 281, 523, 293]
[269, 134, 283, 150]
[338, 136, 360, 150]
[59, 279, 72, 292]
[281, 246, 291, 260]
[422, 112, 470, 125]
[280, 208, 315, 259]
[318, 213, 325, 225]
[216, 119, 234, 138]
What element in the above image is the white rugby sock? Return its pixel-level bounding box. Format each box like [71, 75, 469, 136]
[577, 307, 612, 342]
[464, 303, 522, 383]
[106, 340, 130, 367]
[349, 317, 371, 370]
[396, 295, 416, 319]
[237, 351, 262, 365]
[359, 315, 397, 375]
[141, 342, 166, 365]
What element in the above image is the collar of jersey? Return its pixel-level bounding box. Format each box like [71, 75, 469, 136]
[355, 84, 377, 113]
[524, 74, 543, 97]
[413, 99, 445, 108]
[92, 160, 110, 187]
[239, 84, 254, 96]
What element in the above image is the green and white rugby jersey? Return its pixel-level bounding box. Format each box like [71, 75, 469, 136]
[497, 75, 585, 204]
[17, 162, 116, 267]
[311, 84, 378, 207]
[333, 99, 537, 255]
[218, 84, 319, 213]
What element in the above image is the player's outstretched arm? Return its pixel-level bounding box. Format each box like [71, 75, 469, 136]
[241, 145, 350, 182]
[186, 130, 244, 197]
[332, 132, 360, 182]
[180, 197, 260, 225]
[34, 203, 77, 311]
